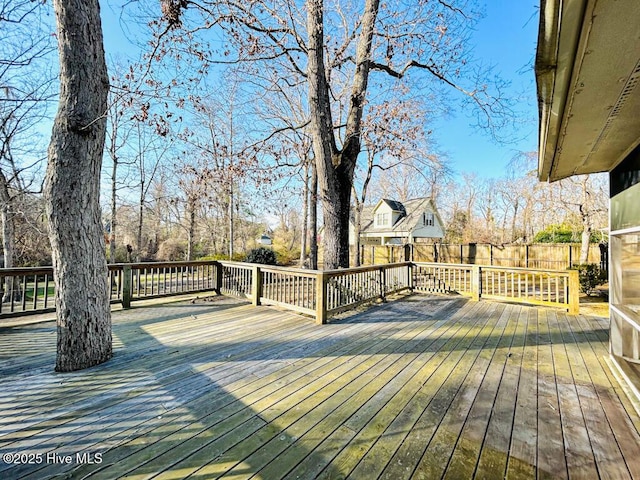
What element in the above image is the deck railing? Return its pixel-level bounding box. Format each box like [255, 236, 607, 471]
[320, 263, 412, 321]
[216, 261, 412, 322]
[118, 261, 218, 306]
[413, 263, 475, 296]
[412, 262, 579, 314]
[480, 265, 578, 311]
[0, 261, 219, 318]
[0, 267, 56, 316]
[0, 260, 579, 320]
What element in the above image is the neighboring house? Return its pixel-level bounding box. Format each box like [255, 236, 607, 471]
[350, 198, 445, 246]
[536, 1, 640, 401]
[257, 234, 272, 246]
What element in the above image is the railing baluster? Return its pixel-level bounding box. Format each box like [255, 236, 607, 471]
[9, 275, 15, 313]
[21, 275, 27, 311]
[33, 274, 39, 310]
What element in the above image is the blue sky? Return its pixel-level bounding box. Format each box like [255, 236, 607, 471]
[99, 0, 540, 180]
[432, 1, 540, 178]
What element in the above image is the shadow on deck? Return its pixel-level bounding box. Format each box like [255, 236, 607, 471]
[0, 294, 639, 479]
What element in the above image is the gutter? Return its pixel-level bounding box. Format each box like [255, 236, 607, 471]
[535, 0, 589, 182]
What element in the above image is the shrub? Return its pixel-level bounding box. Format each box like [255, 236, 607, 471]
[534, 223, 603, 243]
[534, 224, 576, 243]
[275, 248, 300, 266]
[245, 247, 277, 265]
[570, 263, 607, 296]
[199, 252, 246, 262]
[156, 238, 186, 261]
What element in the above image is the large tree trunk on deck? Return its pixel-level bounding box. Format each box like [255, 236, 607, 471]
[306, 0, 378, 269]
[45, 0, 111, 372]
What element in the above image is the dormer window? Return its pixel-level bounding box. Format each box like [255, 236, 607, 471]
[376, 212, 389, 227]
[422, 213, 434, 226]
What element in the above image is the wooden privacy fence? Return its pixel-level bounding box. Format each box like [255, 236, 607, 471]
[0, 260, 580, 321]
[360, 242, 606, 271]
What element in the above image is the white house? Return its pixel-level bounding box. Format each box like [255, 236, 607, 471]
[350, 198, 445, 246]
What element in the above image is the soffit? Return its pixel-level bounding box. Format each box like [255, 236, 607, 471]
[538, 0, 640, 181]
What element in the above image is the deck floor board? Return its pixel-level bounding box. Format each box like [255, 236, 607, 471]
[0, 295, 638, 479]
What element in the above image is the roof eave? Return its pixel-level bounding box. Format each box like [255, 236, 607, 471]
[535, 0, 588, 182]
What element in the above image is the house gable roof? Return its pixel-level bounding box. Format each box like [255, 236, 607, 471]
[355, 197, 443, 236]
[386, 198, 434, 232]
[379, 199, 406, 213]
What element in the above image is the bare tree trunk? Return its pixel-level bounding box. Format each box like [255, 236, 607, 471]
[510, 200, 519, 243]
[352, 148, 375, 267]
[46, 0, 111, 372]
[580, 226, 591, 264]
[228, 185, 234, 259]
[137, 180, 144, 261]
[300, 160, 309, 267]
[0, 171, 16, 302]
[309, 160, 318, 270]
[109, 156, 117, 263]
[307, 0, 378, 269]
[187, 196, 196, 261]
[578, 176, 593, 264]
[352, 202, 362, 267]
[579, 179, 592, 264]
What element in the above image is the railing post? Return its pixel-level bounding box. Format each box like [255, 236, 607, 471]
[251, 265, 262, 306]
[379, 266, 387, 302]
[471, 265, 481, 302]
[408, 262, 414, 292]
[214, 261, 222, 295]
[568, 270, 580, 315]
[122, 265, 132, 309]
[568, 244, 573, 268]
[316, 272, 328, 325]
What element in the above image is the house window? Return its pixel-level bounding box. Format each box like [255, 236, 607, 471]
[376, 213, 389, 226]
[423, 213, 434, 226]
[611, 232, 640, 319]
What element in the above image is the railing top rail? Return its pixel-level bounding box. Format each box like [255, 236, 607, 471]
[0, 266, 54, 275]
[0, 260, 576, 278]
[216, 260, 257, 268]
[412, 261, 574, 276]
[217, 260, 322, 276]
[258, 266, 319, 278]
[0, 261, 218, 275]
[109, 260, 217, 269]
[323, 262, 412, 276]
[412, 262, 475, 269]
[479, 265, 573, 276]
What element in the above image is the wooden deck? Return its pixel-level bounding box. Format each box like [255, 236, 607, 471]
[0, 294, 639, 479]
